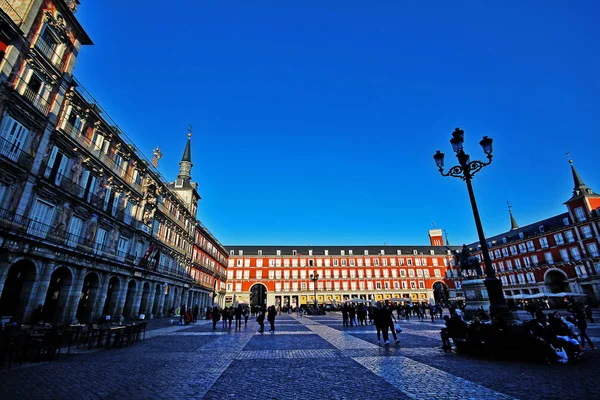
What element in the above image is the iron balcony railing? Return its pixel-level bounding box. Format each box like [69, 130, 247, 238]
[34, 36, 67, 71]
[41, 167, 138, 226]
[0, 134, 33, 169]
[0, 207, 133, 262]
[13, 76, 51, 115]
[0, 0, 24, 25]
[59, 120, 143, 194]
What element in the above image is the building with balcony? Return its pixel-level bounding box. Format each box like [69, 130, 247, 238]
[449, 159, 600, 305]
[0, 1, 227, 325]
[224, 230, 459, 309]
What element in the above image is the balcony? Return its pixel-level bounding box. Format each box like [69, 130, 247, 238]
[13, 77, 51, 115]
[0, 207, 133, 263]
[0, 0, 24, 25]
[0, 134, 33, 169]
[59, 120, 142, 194]
[34, 37, 67, 71]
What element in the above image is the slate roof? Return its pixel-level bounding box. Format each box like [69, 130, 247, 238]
[223, 245, 461, 257]
[467, 212, 570, 250]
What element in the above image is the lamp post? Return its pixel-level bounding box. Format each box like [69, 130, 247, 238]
[433, 128, 511, 320]
[310, 271, 319, 311]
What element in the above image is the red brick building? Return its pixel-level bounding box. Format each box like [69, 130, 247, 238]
[450, 160, 600, 305]
[224, 230, 459, 308]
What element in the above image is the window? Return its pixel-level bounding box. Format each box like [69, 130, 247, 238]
[544, 252, 554, 265]
[408, 269, 415, 277]
[565, 231, 575, 243]
[0, 115, 29, 162]
[402, 281, 407, 289]
[283, 270, 290, 279]
[229, 250, 234, 256]
[581, 226, 593, 239]
[365, 269, 372, 278]
[44, 146, 70, 186]
[258, 250, 262, 256]
[526, 241, 535, 251]
[563, 217, 570, 226]
[510, 246, 517, 255]
[276, 250, 281, 256]
[502, 248, 509, 257]
[66, 216, 83, 247]
[349, 250, 353, 255]
[256, 259, 263, 267]
[94, 228, 108, 254]
[243, 270, 250, 279]
[539, 226, 545, 233]
[292, 250, 297, 256]
[514, 258, 521, 269]
[494, 249, 501, 258]
[560, 249, 570, 262]
[376, 282, 381, 289]
[518, 243, 527, 253]
[539, 237, 549, 249]
[364, 250, 369, 255]
[244, 259, 250, 267]
[308, 250, 313, 256]
[410, 281, 416, 289]
[531, 255, 539, 266]
[523, 257, 530, 268]
[236, 270, 242, 279]
[256, 270, 262, 279]
[416, 269, 423, 277]
[400, 269, 406, 277]
[117, 236, 129, 260]
[554, 233, 564, 245]
[239, 250, 243, 256]
[432, 258, 438, 266]
[28, 199, 55, 238]
[506, 260, 512, 270]
[570, 247, 581, 261]
[407, 259, 413, 266]
[575, 265, 587, 278]
[498, 261, 504, 272]
[324, 250, 328, 256]
[574, 207, 586, 222]
[587, 243, 599, 257]
[341, 250, 345, 256]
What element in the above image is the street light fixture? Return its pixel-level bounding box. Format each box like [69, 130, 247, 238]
[310, 271, 319, 311]
[433, 128, 511, 320]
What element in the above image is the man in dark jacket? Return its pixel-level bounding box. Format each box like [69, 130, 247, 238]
[267, 305, 277, 333]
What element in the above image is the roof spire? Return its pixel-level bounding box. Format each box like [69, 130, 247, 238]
[566, 152, 593, 198]
[444, 229, 450, 246]
[507, 200, 519, 230]
[177, 125, 193, 182]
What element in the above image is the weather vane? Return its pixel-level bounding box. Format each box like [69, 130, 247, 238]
[187, 124, 192, 138]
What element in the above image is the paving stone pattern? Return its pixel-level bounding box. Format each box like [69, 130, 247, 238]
[1, 313, 599, 399]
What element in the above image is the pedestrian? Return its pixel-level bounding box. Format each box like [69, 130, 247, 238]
[382, 302, 400, 346]
[212, 306, 220, 330]
[584, 304, 595, 323]
[257, 307, 266, 333]
[235, 304, 243, 331]
[192, 304, 199, 323]
[228, 306, 234, 329]
[373, 302, 385, 344]
[243, 306, 249, 328]
[268, 305, 277, 333]
[221, 307, 228, 329]
[575, 306, 595, 349]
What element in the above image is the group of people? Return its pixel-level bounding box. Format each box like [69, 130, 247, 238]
[340, 302, 444, 327]
[440, 301, 596, 364]
[208, 305, 251, 331]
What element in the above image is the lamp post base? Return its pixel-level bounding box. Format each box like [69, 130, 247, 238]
[484, 276, 513, 321]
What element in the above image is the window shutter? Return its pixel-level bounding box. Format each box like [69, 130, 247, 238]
[55, 154, 69, 186]
[44, 146, 58, 178]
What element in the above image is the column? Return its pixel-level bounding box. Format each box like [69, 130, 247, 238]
[65, 267, 88, 324]
[146, 283, 157, 318]
[130, 281, 143, 319]
[113, 280, 129, 323]
[91, 273, 110, 323]
[30, 261, 55, 310]
[0, 260, 12, 299]
[155, 284, 166, 318]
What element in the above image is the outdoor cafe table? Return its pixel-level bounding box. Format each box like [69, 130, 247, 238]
[97, 325, 126, 348]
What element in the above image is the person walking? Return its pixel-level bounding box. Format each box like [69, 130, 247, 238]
[373, 302, 385, 344]
[382, 302, 400, 346]
[575, 306, 595, 349]
[243, 306, 249, 328]
[221, 307, 228, 329]
[235, 304, 243, 331]
[268, 305, 277, 333]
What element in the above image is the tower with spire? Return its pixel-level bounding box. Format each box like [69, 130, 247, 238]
[563, 154, 600, 222]
[172, 125, 201, 217]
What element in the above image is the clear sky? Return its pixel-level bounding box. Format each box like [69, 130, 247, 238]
[73, 0, 600, 246]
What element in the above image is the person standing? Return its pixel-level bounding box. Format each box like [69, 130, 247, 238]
[575, 306, 595, 349]
[257, 306, 266, 333]
[192, 304, 199, 323]
[212, 306, 220, 330]
[235, 304, 243, 331]
[221, 307, 229, 329]
[268, 305, 277, 333]
[382, 302, 400, 345]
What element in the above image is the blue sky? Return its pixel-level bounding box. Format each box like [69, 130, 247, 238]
[73, 1, 600, 246]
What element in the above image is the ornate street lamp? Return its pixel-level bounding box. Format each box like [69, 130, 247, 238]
[310, 271, 320, 311]
[433, 128, 511, 320]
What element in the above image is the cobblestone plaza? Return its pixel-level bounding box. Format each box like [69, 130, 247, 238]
[1, 312, 599, 400]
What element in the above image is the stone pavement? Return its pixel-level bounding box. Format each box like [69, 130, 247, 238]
[1, 313, 599, 400]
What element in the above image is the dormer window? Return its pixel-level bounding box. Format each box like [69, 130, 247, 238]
[380, 250, 385, 255]
[413, 250, 418, 255]
[276, 250, 281, 256]
[341, 250, 345, 256]
[258, 250, 262, 256]
[502, 237, 507, 244]
[563, 217, 570, 226]
[348, 250, 353, 255]
[308, 250, 313, 256]
[292, 250, 297, 256]
[397, 250, 401, 255]
[364, 250, 369, 255]
[230, 250, 234, 256]
[324, 250, 328, 256]
[539, 225, 545, 233]
[175, 178, 183, 188]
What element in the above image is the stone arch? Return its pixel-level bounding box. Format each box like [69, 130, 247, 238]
[544, 268, 569, 293]
[0, 259, 38, 322]
[102, 275, 121, 318]
[76, 271, 100, 324]
[122, 279, 137, 319]
[43, 266, 73, 324]
[249, 283, 267, 308]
